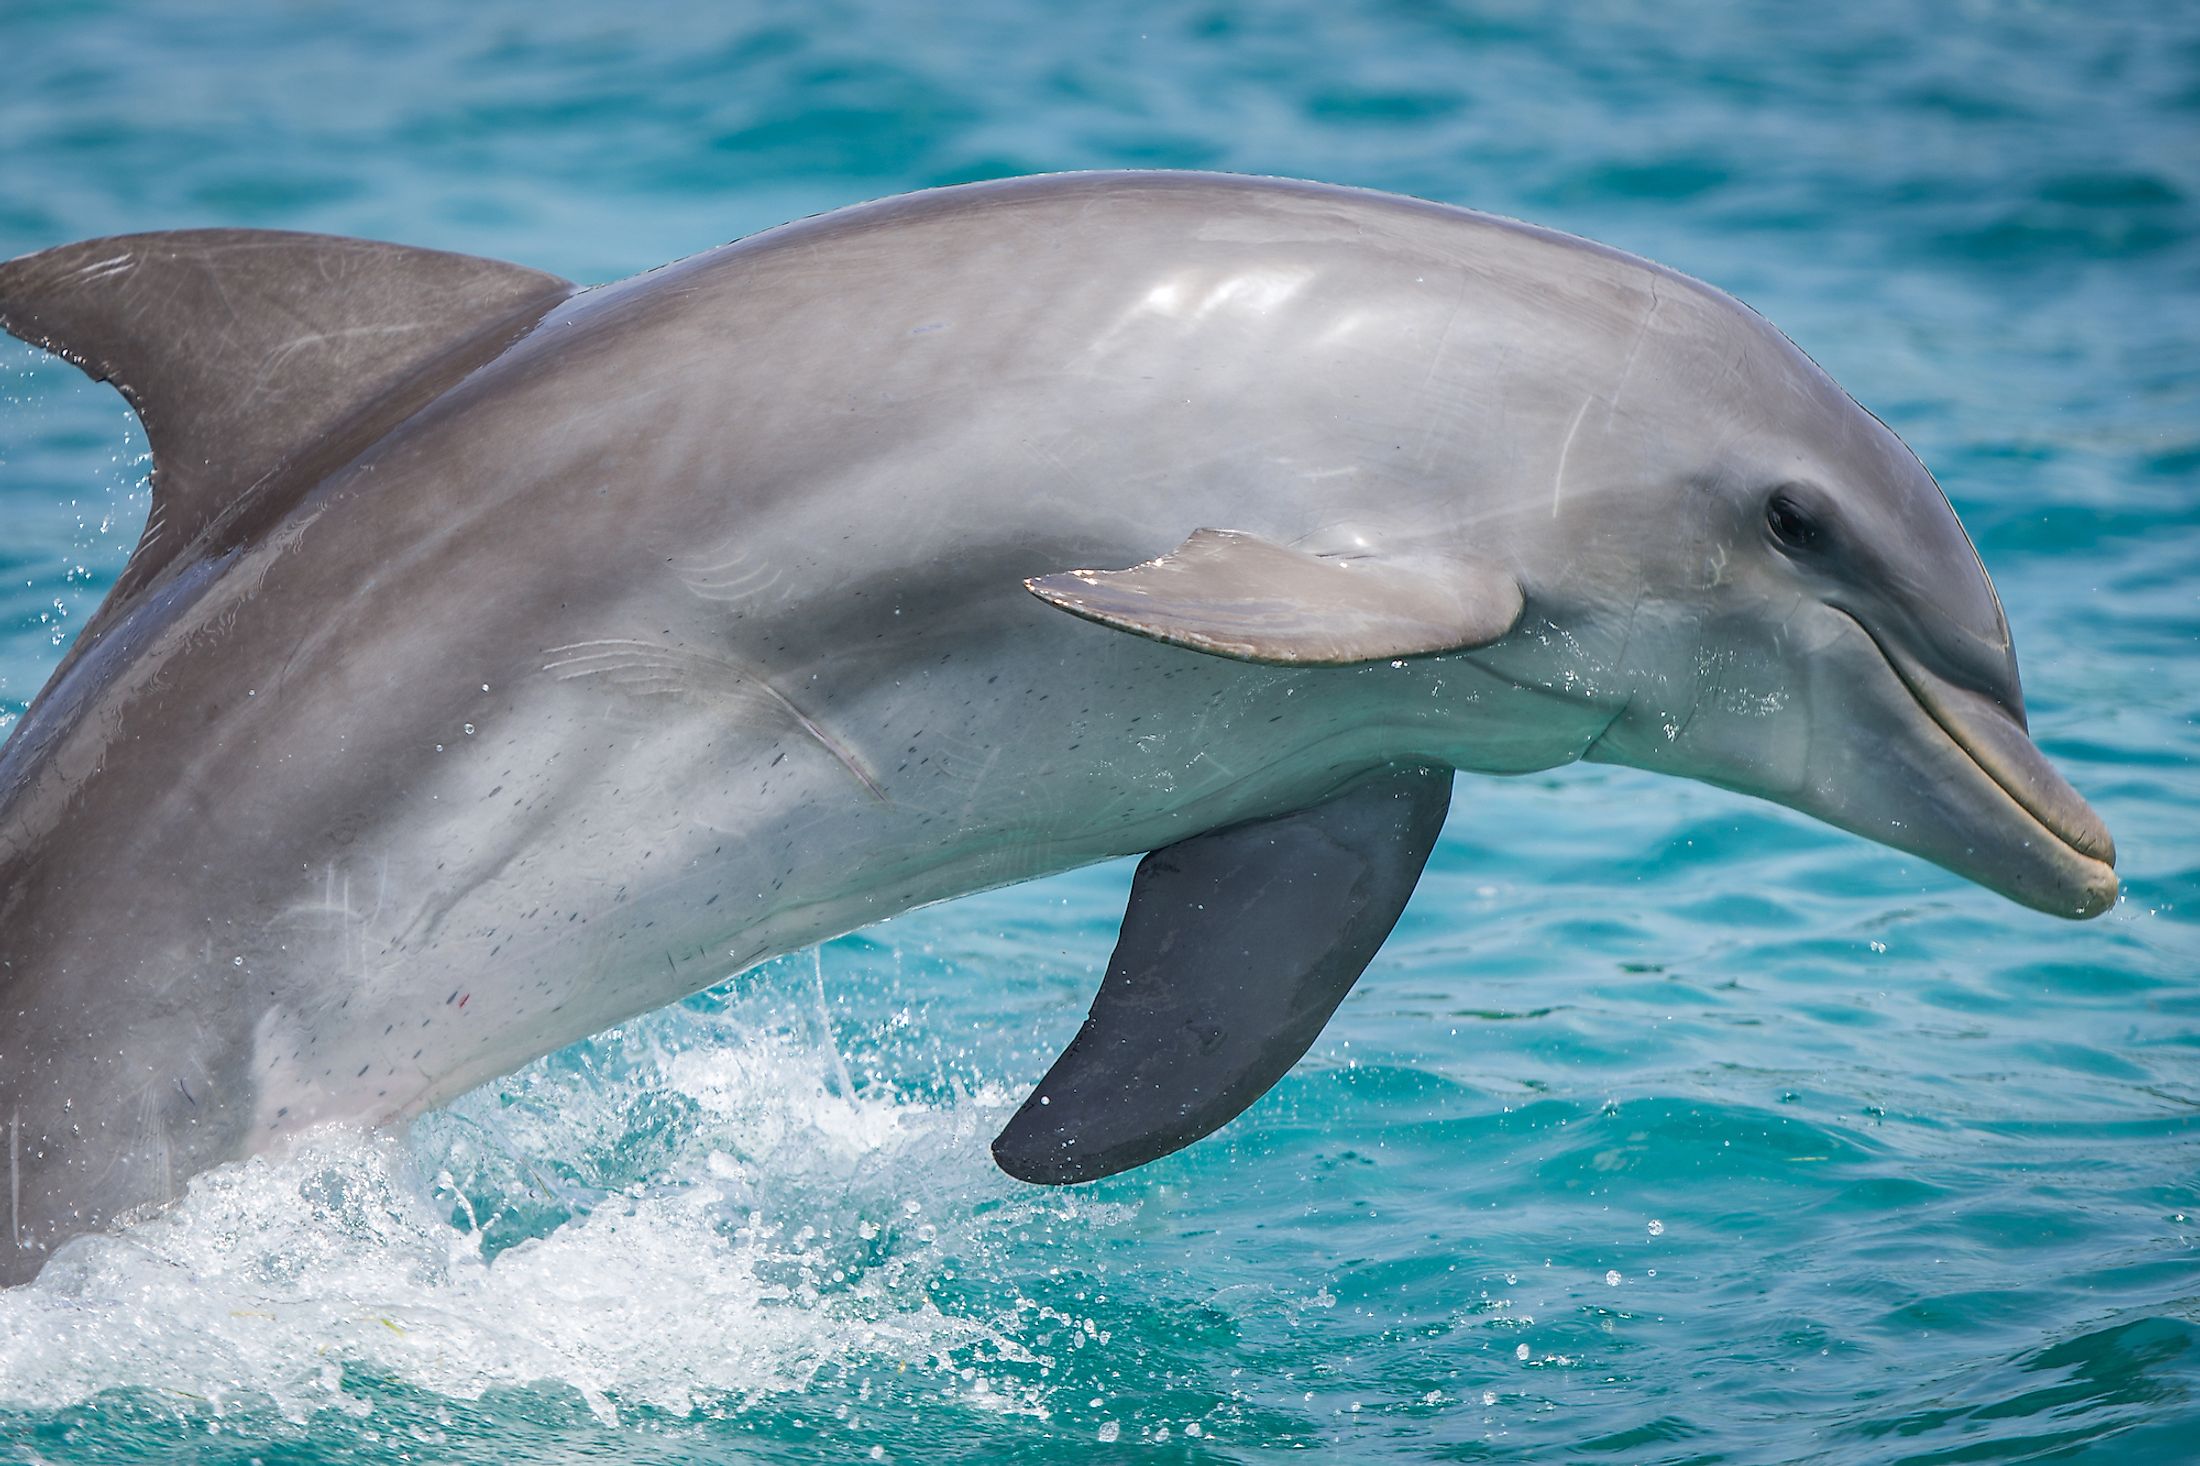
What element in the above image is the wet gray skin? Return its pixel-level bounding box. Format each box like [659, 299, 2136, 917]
[0, 172, 2115, 1283]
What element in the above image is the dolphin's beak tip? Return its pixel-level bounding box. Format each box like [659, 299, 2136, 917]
[2067, 861, 2119, 921]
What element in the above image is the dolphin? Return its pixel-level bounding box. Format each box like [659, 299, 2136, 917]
[0, 171, 2115, 1285]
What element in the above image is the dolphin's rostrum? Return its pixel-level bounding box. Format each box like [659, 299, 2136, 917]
[0, 172, 2115, 1284]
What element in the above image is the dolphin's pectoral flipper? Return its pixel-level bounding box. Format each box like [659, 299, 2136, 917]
[0, 230, 573, 655]
[1025, 528, 1522, 665]
[991, 762, 1452, 1185]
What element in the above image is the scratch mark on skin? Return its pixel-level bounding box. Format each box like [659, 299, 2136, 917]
[1410, 276, 1472, 468]
[545, 639, 887, 802]
[68, 254, 136, 283]
[1551, 397, 1593, 519]
[673, 539, 786, 605]
[9, 1109, 18, 1252]
[129, 505, 168, 571]
[1603, 280, 1661, 431]
[136, 1082, 174, 1203]
[247, 324, 431, 403]
[1703, 540, 1732, 588]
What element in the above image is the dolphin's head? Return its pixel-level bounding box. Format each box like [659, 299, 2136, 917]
[1496, 275, 2116, 918]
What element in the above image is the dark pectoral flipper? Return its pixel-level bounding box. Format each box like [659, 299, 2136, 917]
[992, 763, 1452, 1185]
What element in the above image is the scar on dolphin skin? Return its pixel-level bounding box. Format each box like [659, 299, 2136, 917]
[543, 638, 887, 802]
[134, 1082, 175, 1205]
[669, 537, 788, 607]
[1550, 396, 1594, 519]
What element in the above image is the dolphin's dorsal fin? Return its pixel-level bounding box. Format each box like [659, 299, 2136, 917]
[0, 229, 573, 618]
[991, 763, 1452, 1185]
[1026, 528, 1522, 666]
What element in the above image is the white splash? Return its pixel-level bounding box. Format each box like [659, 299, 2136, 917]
[0, 1016, 1081, 1424]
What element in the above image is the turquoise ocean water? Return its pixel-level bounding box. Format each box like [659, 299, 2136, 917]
[0, 2, 2193, 1460]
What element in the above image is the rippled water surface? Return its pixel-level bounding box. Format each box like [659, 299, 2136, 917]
[0, 2, 2194, 1461]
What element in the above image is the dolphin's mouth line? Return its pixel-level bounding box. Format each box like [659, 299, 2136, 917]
[1831, 608, 2114, 873]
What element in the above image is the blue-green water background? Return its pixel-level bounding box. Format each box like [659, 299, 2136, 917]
[0, 2, 2194, 1461]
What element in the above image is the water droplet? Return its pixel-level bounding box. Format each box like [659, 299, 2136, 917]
[1514, 1343, 1529, 1360]
[1647, 1219, 1664, 1236]
[1096, 1421, 1120, 1442]
[1605, 1270, 1622, 1286]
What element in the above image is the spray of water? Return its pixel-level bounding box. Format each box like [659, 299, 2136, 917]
[0, 966, 1123, 1426]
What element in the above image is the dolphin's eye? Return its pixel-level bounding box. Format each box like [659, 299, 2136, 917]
[1765, 492, 1824, 554]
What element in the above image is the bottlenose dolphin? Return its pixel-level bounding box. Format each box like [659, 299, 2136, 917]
[0, 172, 2115, 1284]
